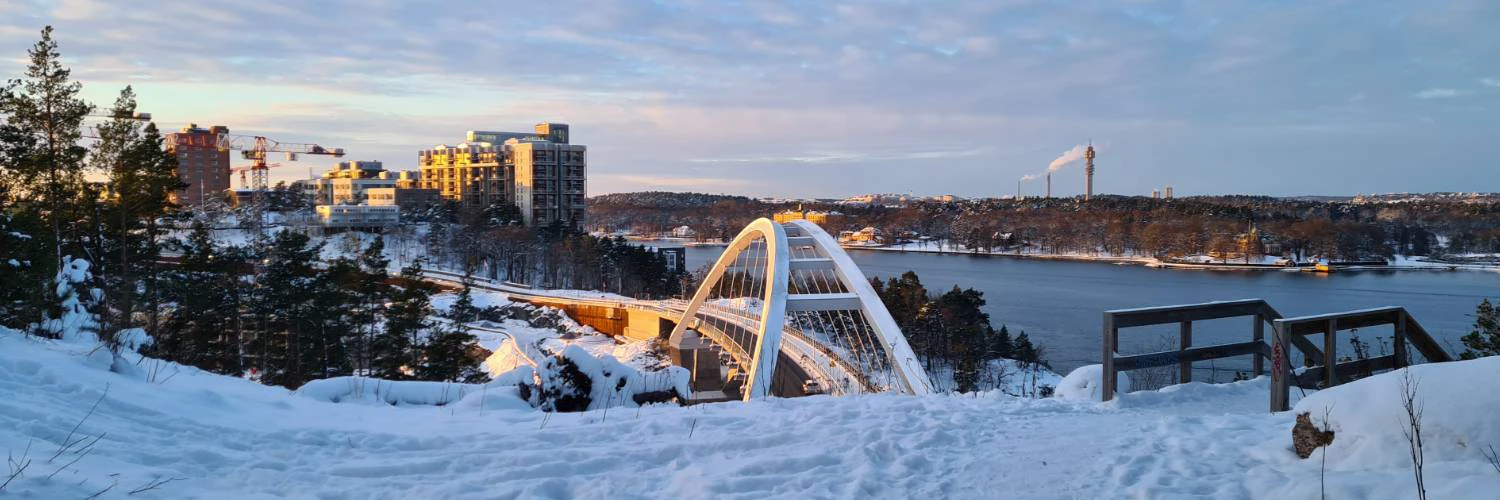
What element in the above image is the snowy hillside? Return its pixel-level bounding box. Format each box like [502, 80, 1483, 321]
[3, 329, 1498, 499]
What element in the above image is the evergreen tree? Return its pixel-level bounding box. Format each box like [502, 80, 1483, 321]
[0, 26, 94, 333]
[159, 221, 243, 372]
[991, 325, 1014, 360]
[249, 230, 323, 387]
[376, 260, 432, 379]
[1460, 298, 1500, 360]
[421, 271, 484, 382]
[481, 199, 523, 228]
[349, 236, 390, 372]
[309, 257, 359, 378]
[89, 86, 183, 344]
[1013, 332, 1038, 365]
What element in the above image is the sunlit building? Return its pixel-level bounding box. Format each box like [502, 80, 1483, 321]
[165, 124, 230, 206]
[419, 122, 586, 227]
[772, 205, 846, 227]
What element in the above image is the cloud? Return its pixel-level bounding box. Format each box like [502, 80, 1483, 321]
[595, 174, 750, 191]
[1413, 88, 1469, 99]
[687, 148, 985, 165]
[2, 0, 1498, 197]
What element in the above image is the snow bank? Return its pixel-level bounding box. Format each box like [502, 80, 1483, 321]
[5, 327, 1500, 499]
[1293, 358, 1500, 469]
[1055, 364, 1131, 401]
[298, 377, 494, 407]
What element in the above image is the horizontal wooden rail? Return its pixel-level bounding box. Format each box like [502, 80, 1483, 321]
[1270, 306, 1450, 411]
[1103, 299, 1287, 402]
[1113, 341, 1270, 372]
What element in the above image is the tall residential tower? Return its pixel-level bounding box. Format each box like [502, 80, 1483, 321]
[165, 124, 230, 207]
[419, 122, 586, 227]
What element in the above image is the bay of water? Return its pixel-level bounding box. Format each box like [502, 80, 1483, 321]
[658, 242, 1498, 374]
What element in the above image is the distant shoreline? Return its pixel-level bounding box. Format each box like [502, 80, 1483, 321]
[841, 244, 1500, 273]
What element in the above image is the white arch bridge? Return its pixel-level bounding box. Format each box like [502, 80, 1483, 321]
[438, 218, 934, 402]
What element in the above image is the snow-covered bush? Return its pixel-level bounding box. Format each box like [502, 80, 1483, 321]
[36, 256, 101, 344]
[1055, 364, 1132, 401]
[522, 344, 689, 412]
[1293, 357, 1500, 468]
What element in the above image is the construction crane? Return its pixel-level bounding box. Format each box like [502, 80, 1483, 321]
[213, 134, 345, 246]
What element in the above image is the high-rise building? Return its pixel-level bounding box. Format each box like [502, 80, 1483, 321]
[166, 124, 230, 206]
[510, 137, 587, 226]
[419, 123, 586, 227]
[419, 142, 508, 208]
[1165, 185, 1174, 199]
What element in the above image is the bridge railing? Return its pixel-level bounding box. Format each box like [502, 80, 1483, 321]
[1269, 307, 1453, 411]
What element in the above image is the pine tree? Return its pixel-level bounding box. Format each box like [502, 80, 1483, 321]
[88, 86, 183, 345]
[420, 270, 485, 382]
[1459, 298, 1499, 360]
[349, 236, 390, 373]
[249, 230, 323, 387]
[0, 26, 95, 334]
[991, 325, 1014, 360]
[1014, 332, 1038, 365]
[309, 257, 359, 378]
[376, 260, 432, 380]
[160, 221, 242, 372]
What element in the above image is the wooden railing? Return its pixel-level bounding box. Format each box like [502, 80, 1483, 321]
[1269, 307, 1453, 411]
[1102, 299, 1453, 411]
[1102, 299, 1284, 402]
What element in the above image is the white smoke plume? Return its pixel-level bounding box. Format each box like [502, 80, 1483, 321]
[1047, 144, 1088, 172]
[1020, 173, 1042, 181]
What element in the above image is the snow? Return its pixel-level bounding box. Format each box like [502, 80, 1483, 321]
[1294, 358, 1500, 470]
[296, 376, 526, 409]
[1055, 364, 1131, 401]
[5, 327, 1498, 498]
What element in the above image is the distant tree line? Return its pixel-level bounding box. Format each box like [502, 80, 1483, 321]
[587, 192, 1500, 260]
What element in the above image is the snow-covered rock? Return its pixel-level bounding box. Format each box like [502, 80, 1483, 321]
[1293, 357, 1500, 468]
[1055, 364, 1131, 401]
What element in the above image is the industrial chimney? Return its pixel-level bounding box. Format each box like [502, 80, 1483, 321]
[1046, 173, 1052, 199]
[1084, 141, 1096, 201]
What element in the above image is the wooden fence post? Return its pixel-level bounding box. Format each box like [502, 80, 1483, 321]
[1393, 309, 1408, 369]
[1252, 315, 1264, 377]
[1323, 319, 1338, 388]
[1102, 313, 1116, 402]
[1179, 320, 1193, 383]
[1271, 320, 1290, 412]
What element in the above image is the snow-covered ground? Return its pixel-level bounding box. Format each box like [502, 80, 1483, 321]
[4, 328, 1497, 499]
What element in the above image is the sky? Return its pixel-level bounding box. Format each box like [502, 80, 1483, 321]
[2, 0, 1498, 199]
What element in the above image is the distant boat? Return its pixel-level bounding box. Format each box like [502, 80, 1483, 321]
[1314, 262, 1335, 273]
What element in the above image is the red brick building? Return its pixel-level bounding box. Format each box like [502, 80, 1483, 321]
[166, 124, 230, 207]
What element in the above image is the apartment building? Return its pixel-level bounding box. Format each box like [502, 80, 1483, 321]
[418, 122, 586, 227]
[165, 124, 230, 206]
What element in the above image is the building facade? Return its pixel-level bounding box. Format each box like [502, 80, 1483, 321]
[418, 122, 586, 227]
[773, 206, 846, 227]
[510, 137, 587, 227]
[165, 124, 230, 206]
[316, 204, 400, 228]
[418, 142, 508, 208]
[365, 187, 440, 210]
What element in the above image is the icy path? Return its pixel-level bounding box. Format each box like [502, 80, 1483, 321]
[2, 333, 1495, 499]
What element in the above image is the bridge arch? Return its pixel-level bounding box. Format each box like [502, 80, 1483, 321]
[669, 218, 933, 401]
